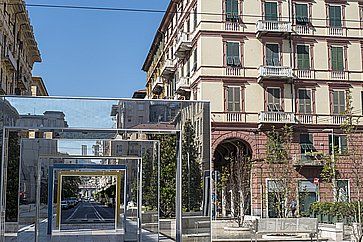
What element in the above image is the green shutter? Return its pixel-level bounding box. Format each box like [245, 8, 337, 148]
[332, 47, 343, 71]
[329, 6, 342, 27]
[296, 4, 308, 24]
[297, 45, 310, 70]
[265, 2, 278, 21]
[226, 0, 238, 21]
[234, 87, 240, 111]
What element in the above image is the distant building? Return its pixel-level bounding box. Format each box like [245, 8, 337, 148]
[17, 111, 68, 203]
[81, 145, 88, 156]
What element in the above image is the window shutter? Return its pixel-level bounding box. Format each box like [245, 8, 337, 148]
[339, 91, 345, 113]
[234, 87, 241, 111]
[226, 0, 232, 20]
[341, 136, 347, 153]
[337, 47, 344, 71]
[333, 91, 338, 114]
[232, 0, 238, 19]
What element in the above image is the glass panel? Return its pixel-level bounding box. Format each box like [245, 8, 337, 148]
[266, 44, 279, 66]
[337, 180, 349, 202]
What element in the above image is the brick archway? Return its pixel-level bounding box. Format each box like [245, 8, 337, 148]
[212, 131, 256, 158]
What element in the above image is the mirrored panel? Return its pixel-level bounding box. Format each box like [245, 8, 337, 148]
[0, 96, 211, 242]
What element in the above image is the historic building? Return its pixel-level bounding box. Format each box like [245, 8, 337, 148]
[0, 0, 42, 96]
[142, 0, 363, 218]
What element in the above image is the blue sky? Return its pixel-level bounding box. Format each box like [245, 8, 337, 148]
[26, 0, 169, 98]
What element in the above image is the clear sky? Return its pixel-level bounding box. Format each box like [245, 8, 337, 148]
[26, 0, 169, 98]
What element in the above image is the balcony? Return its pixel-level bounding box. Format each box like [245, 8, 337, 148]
[161, 59, 176, 79]
[175, 32, 192, 58]
[2, 47, 17, 71]
[258, 66, 293, 82]
[256, 20, 292, 37]
[151, 78, 163, 95]
[258, 112, 295, 124]
[296, 114, 347, 125]
[175, 77, 190, 95]
[293, 152, 325, 167]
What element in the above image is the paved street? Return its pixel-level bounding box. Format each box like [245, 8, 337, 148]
[61, 201, 115, 224]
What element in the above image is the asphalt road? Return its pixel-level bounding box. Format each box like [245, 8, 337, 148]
[61, 201, 115, 224]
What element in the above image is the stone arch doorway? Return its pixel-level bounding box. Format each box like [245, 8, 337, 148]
[213, 138, 252, 220]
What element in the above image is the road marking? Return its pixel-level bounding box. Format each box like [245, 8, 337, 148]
[65, 203, 82, 222]
[91, 203, 105, 222]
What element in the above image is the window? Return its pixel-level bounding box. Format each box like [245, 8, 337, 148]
[329, 5, 342, 27]
[266, 44, 280, 66]
[300, 134, 314, 155]
[298, 180, 318, 216]
[297, 45, 310, 70]
[226, 42, 241, 66]
[331, 46, 344, 71]
[332, 90, 345, 114]
[227, 86, 241, 112]
[137, 103, 144, 111]
[193, 48, 197, 71]
[337, 179, 349, 202]
[265, 2, 278, 21]
[267, 179, 284, 218]
[295, 4, 309, 25]
[329, 135, 347, 154]
[267, 88, 282, 111]
[298, 89, 312, 114]
[226, 0, 239, 22]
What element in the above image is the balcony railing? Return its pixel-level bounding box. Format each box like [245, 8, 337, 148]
[295, 25, 311, 35]
[330, 70, 347, 80]
[225, 66, 242, 76]
[225, 22, 240, 31]
[161, 59, 176, 79]
[295, 69, 313, 79]
[258, 112, 295, 124]
[3, 47, 17, 71]
[296, 114, 348, 125]
[175, 32, 192, 58]
[256, 20, 292, 37]
[258, 66, 293, 82]
[293, 153, 325, 167]
[151, 78, 163, 94]
[176, 77, 190, 94]
[329, 27, 344, 36]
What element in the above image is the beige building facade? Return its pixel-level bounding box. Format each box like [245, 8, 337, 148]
[143, 0, 363, 218]
[0, 0, 42, 96]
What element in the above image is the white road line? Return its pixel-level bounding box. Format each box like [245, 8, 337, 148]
[65, 203, 82, 222]
[92, 203, 105, 221]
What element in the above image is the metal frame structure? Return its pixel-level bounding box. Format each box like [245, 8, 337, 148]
[0, 96, 212, 242]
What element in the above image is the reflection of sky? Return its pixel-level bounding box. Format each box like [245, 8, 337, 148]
[58, 140, 98, 156]
[7, 97, 118, 128]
